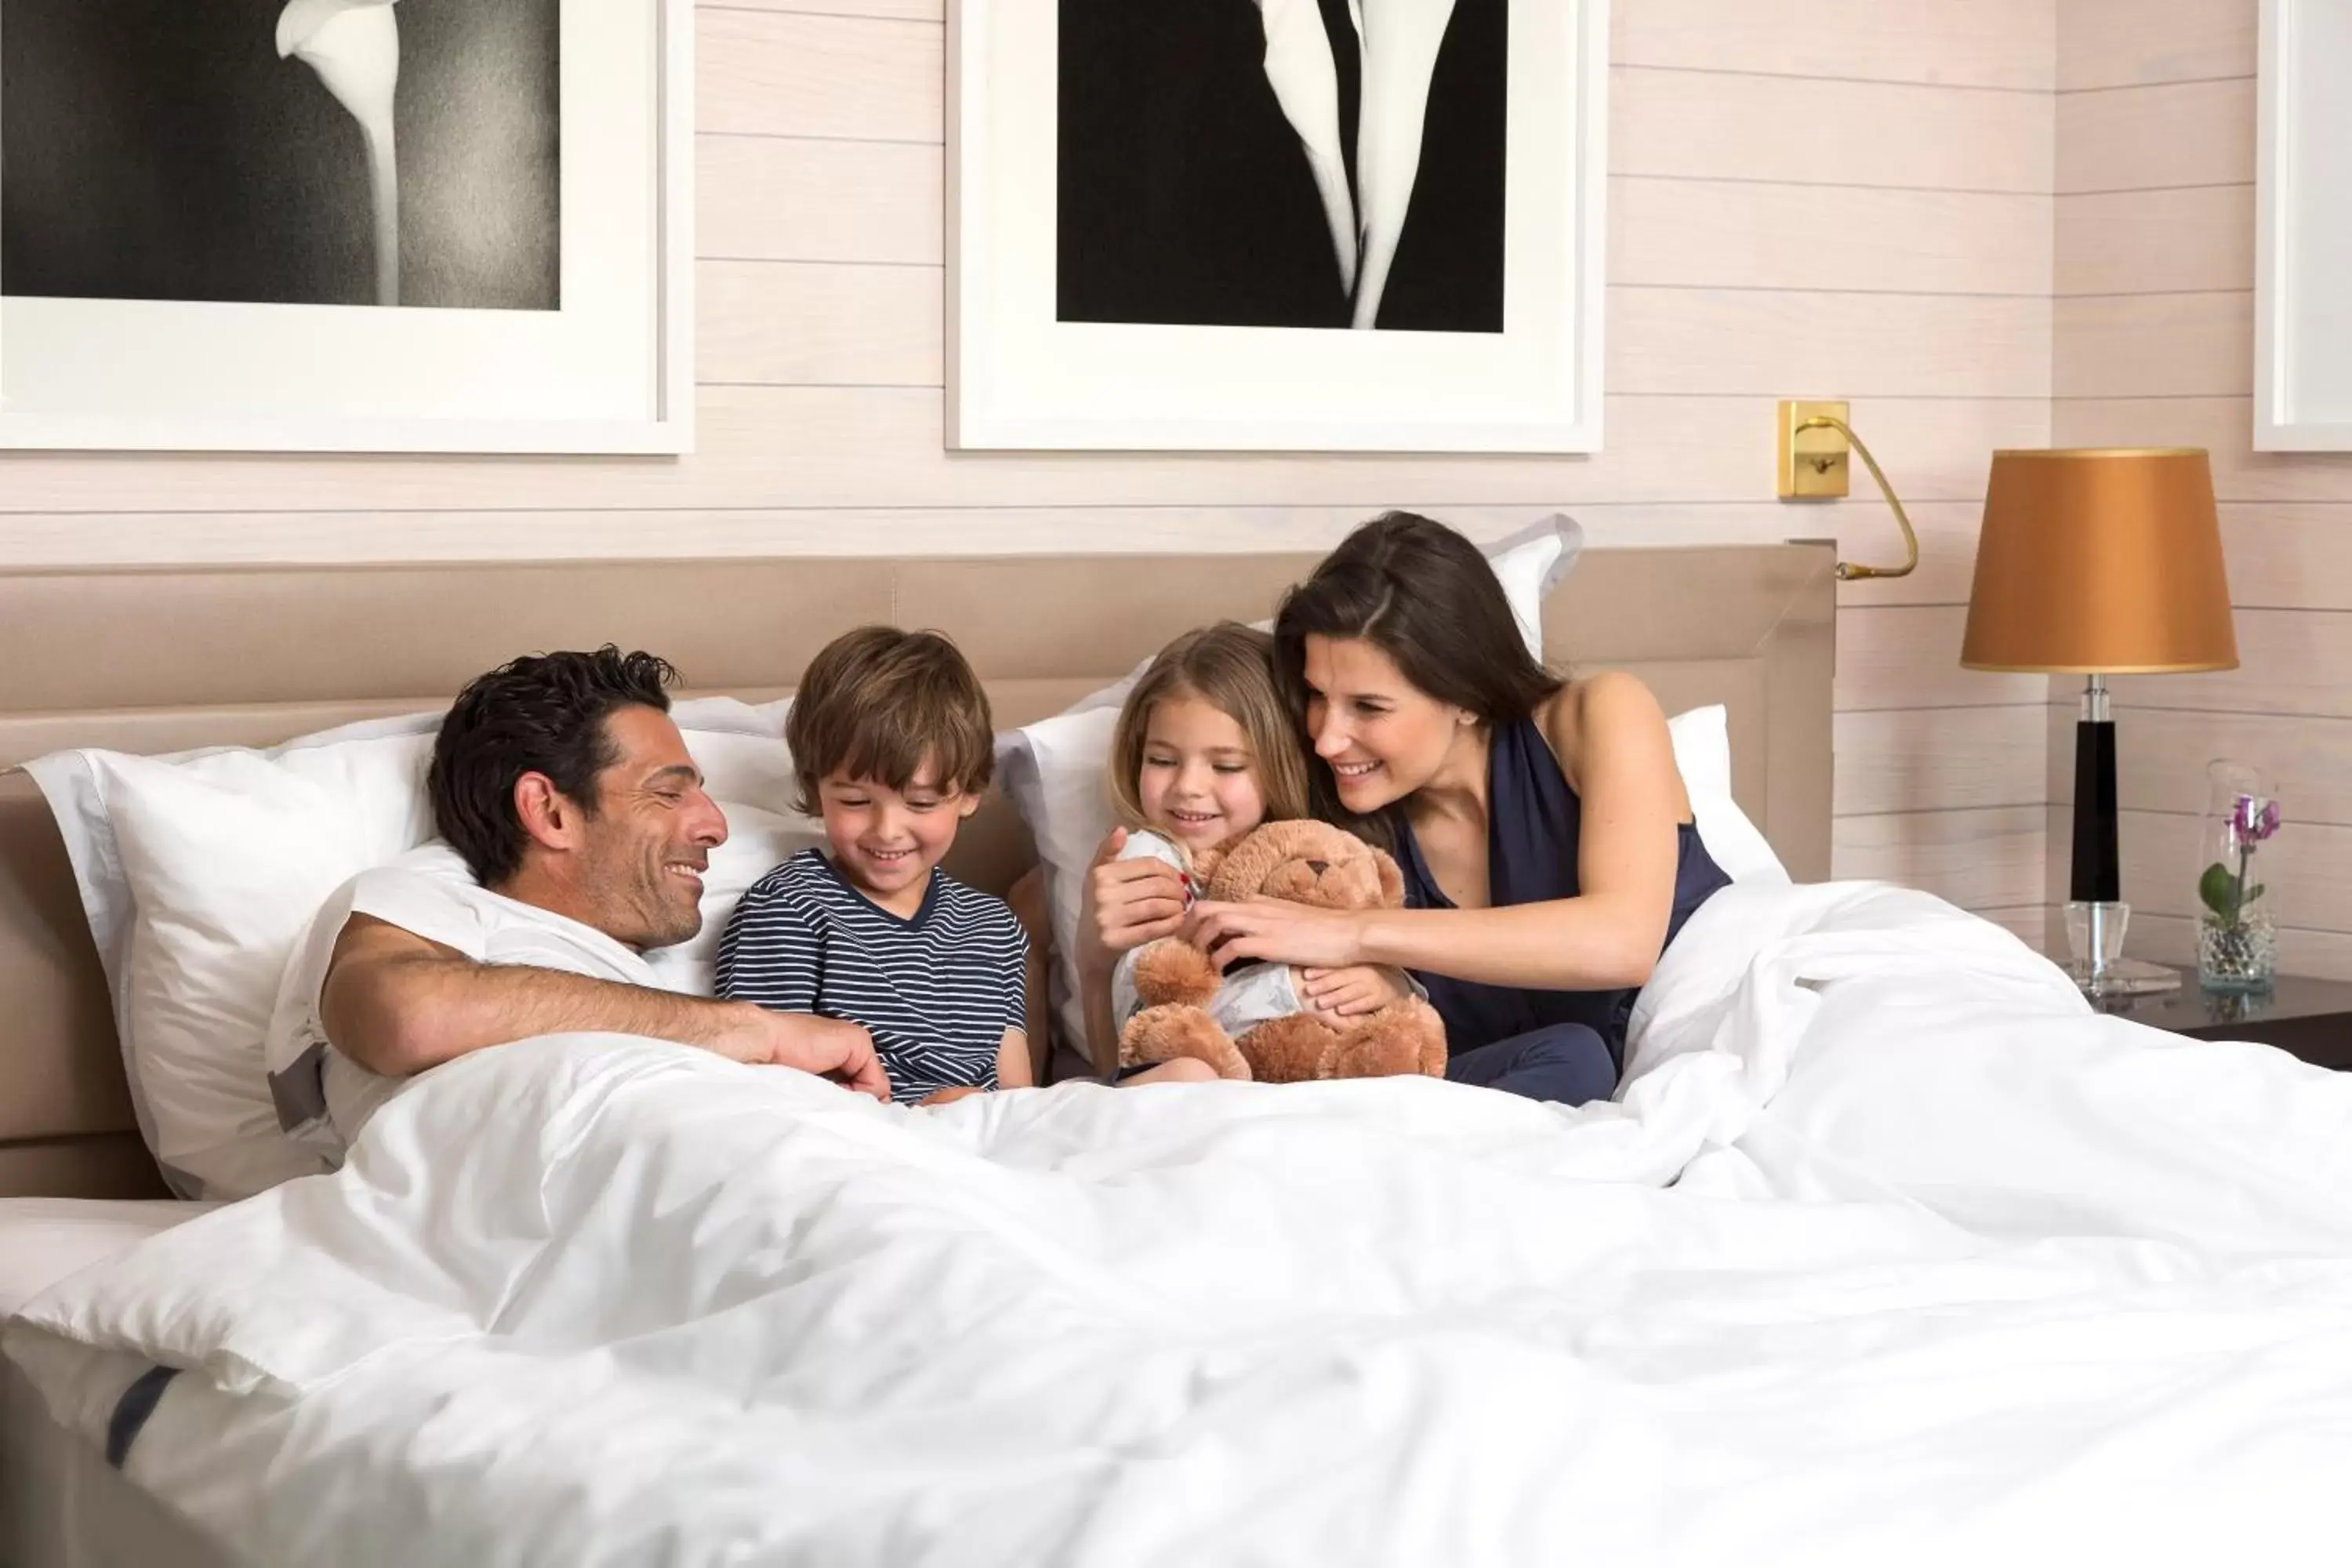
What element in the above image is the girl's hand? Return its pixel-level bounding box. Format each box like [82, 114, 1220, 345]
[1301, 964, 1410, 1018]
[1185, 898, 1367, 971]
[1082, 827, 1189, 955]
[918, 1085, 986, 1108]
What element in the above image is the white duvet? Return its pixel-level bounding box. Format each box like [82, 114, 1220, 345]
[13, 882, 2352, 1567]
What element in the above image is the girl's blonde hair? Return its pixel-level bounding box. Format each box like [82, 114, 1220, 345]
[1109, 622, 1312, 832]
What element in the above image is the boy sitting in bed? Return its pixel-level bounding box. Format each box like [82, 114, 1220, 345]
[716, 627, 1032, 1106]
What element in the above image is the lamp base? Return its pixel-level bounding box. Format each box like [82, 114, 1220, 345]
[2058, 955, 2180, 998]
[2060, 900, 2180, 997]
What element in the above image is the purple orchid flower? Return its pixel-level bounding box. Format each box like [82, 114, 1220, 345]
[2230, 793, 2282, 847]
[2201, 792, 2283, 928]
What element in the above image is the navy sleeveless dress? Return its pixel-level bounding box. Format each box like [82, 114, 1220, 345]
[1394, 717, 1731, 1105]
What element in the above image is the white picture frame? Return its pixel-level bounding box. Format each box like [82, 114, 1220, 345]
[0, 0, 694, 455]
[949, 0, 1609, 455]
[2256, 0, 2352, 451]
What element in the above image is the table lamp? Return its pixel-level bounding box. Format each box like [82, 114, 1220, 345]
[1960, 448, 2239, 996]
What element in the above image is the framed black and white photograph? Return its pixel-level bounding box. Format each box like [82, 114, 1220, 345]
[950, 0, 1606, 453]
[2256, 0, 2352, 450]
[0, 0, 691, 452]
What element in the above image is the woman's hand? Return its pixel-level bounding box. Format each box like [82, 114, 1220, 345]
[1185, 898, 1367, 971]
[1300, 964, 1411, 1018]
[1081, 827, 1189, 956]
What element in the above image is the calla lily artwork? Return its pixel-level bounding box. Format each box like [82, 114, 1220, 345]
[1256, 0, 1462, 329]
[1254, 0, 1358, 301]
[2, 0, 562, 315]
[0, 0, 681, 453]
[1340, 0, 1460, 329]
[276, 0, 403, 307]
[1054, 0, 1513, 337]
[953, 0, 1607, 450]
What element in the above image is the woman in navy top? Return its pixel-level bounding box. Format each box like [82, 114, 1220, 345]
[1186, 513, 1731, 1106]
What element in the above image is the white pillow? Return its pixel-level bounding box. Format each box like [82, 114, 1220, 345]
[27, 693, 795, 1003]
[993, 705, 1123, 1073]
[998, 517, 1582, 1067]
[36, 735, 437, 1198]
[23, 695, 813, 1201]
[1664, 704, 1791, 887]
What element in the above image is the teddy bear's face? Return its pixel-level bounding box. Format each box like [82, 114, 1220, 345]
[1257, 851, 1387, 910]
[1201, 819, 1405, 913]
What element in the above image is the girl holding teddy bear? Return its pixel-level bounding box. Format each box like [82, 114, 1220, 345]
[1062, 512, 1730, 1108]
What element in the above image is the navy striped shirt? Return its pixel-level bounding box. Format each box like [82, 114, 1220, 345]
[715, 848, 1028, 1102]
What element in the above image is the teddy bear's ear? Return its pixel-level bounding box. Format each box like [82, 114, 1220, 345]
[1188, 844, 1227, 885]
[1370, 844, 1406, 907]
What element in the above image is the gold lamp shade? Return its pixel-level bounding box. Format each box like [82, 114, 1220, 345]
[1961, 448, 2239, 674]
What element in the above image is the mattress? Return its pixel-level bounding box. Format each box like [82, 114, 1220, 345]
[0, 1198, 236, 1568]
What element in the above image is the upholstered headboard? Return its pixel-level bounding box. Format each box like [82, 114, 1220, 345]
[0, 543, 1835, 1198]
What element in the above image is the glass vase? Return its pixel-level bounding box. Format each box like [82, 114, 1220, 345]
[2195, 760, 2281, 994]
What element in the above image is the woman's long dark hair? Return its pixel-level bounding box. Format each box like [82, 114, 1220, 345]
[1274, 513, 1564, 842]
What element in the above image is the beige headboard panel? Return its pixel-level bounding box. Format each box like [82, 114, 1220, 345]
[0, 543, 1834, 1198]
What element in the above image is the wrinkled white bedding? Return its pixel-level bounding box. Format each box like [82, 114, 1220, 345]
[12, 882, 2352, 1567]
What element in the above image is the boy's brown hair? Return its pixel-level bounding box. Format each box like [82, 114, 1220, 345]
[786, 626, 995, 814]
[1108, 622, 1312, 830]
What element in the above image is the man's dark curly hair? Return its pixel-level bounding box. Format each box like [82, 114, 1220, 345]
[426, 647, 680, 886]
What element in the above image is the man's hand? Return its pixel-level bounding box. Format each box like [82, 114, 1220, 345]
[710, 1005, 889, 1100]
[321, 914, 889, 1100]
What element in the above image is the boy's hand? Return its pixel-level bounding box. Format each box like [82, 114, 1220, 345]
[1300, 964, 1410, 1019]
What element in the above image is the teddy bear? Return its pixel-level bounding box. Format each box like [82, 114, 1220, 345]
[1116, 818, 1447, 1083]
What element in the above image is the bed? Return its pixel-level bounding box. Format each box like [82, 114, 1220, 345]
[0, 543, 1832, 1565]
[0, 1199, 231, 1568]
[9, 545, 2347, 1566]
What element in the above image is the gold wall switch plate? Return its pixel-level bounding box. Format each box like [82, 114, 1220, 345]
[1778, 399, 1850, 499]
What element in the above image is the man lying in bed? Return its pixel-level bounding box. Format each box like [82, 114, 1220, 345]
[263, 648, 889, 1162]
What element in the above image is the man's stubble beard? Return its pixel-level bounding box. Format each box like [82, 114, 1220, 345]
[581, 834, 702, 953]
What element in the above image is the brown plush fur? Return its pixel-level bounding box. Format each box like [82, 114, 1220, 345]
[1116, 819, 1448, 1084]
[1128, 938, 1221, 1007]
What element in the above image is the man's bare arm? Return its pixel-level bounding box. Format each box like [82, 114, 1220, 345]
[319, 915, 888, 1097]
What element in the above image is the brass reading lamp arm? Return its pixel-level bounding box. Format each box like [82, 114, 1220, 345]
[1797, 414, 1920, 582]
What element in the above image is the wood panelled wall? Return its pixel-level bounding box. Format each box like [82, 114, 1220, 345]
[0, 1, 2062, 936]
[2052, 0, 2352, 976]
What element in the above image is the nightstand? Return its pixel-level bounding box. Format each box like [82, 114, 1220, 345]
[2090, 966, 2352, 1070]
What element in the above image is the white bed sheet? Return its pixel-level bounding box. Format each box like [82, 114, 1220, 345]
[11, 882, 2352, 1566]
[0, 1199, 233, 1568]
